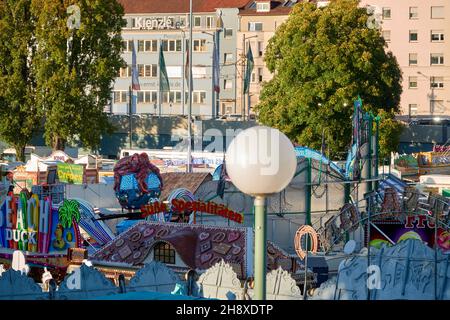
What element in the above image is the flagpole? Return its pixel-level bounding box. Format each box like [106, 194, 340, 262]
[241, 34, 246, 121]
[129, 85, 132, 149]
[158, 43, 161, 118]
[211, 32, 215, 119]
[182, 31, 185, 116]
[187, 0, 193, 173]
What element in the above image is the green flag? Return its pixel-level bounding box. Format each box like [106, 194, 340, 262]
[243, 45, 254, 94]
[159, 43, 170, 92]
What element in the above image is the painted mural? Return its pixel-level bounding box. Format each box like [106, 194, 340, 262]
[0, 192, 82, 266]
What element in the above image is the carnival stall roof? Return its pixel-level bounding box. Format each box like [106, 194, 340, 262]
[23, 159, 60, 172]
[160, 172, 212, 200]
[91, 221, 253, 278]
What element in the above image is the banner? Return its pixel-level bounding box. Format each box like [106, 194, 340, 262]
[57, 163, 84, 184]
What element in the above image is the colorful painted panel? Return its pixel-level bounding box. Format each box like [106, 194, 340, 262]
[0, 193, 81, 256]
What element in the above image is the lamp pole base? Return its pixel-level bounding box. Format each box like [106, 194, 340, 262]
[254, 195, 267, 300]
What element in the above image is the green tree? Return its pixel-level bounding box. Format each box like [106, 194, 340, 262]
[0, 0, 41, 162]
[31, 0, 125, 151]
[257, 0, 403, 159]
[377, 109, 405, 161]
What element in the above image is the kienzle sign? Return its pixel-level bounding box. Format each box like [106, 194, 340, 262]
[133, 16, 184, 30]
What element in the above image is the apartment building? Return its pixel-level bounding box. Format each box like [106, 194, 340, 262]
[359, 1, 450, 118]
[237, 0, 294, 118]
[110, 0, 249, 118]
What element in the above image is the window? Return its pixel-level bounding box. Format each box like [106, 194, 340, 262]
[224, 53, 233, 63]
[409, 30, 418, 42]
[166, 66, 182, 78]
[431, 77, 444, 89]
[256, 2, 270, 12]
[382, 7, 391, 19]
[222, 103, 233, 115]
[431, 30, 445, 42]
[409, 7, 418, 19]
[137, 91, 157, 103]
[163, 91, 182, 104]
[382, 30, 391, 42]
[153, 242, 175, 264]
[193, 39, 207, 52]
[409, 53, 418, 65]
[431, 6, 445, 19]
[138, 64, 157, 78]
[224, 28, 233, 38]
[179, 17, 186, 28]
[224, 79, 232, 90]
[121, 40, 134, 52]
[192, 67, 207, 78]
[113, 91, 128, 103]
[258, 68, 263, 82]
[194, 16, 202, 27]
[409, 104, 418, 116]
[206, 16, 214, 29]
[162, 39, 182, 52]
[431, 100, 445, 113]
[251, 72, 256, 83]
[409, 76, 418, 89]
[137, 40, 157, 52]
[119, 66, 131, 78]
[431, 53, 444, 65]
[193, 91, 206, 104]
[258, 41, 264, 56]
[248, 22, 263, 32]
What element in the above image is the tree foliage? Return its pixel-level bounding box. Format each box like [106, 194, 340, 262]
[377, 109, 405, 161]
[257, 0, 403, 159]
[0, 0, 41, 161]
[31, 0, 125, 150]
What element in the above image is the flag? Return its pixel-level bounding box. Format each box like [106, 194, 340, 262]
[131, 40, 140, 91]
[212, 38, 220, 94]
[159, 42, 170, 92]
[216, 159, 228, 199]
[185, 40, 193, 90]
[243, 44, 254, 94]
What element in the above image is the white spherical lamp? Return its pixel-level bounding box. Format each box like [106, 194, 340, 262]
[225, 126, 297, 196]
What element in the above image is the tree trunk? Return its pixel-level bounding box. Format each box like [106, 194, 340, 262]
[52, 135, 66, 151]
[15, 145, 26, 162]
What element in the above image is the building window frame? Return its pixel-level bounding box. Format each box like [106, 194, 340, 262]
[153, 242, 176, 265]
[248, 22, 263, 32]
[431, 77, 445, 89]
[409, 7, 418, 19]
[382, 7, 391, 19]
[431, 6, 445, 19]
[193, 39, 207, 52]
[409, 30, 418, 42]
[137, 90, 157, 104]
[431, 30, 445, 42]
[113, 91, 128, 103]
[409, 53, 418, 66]
[256, 2, 271, 12]
[194, 16, 202, 28]
[430, 53, 444, 66]
[408, 76, 418, 89]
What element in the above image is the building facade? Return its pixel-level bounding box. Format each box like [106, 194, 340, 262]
[111, 0, 249, 119]
[359, 1, 450, 118]
[237, 0, 293, 119]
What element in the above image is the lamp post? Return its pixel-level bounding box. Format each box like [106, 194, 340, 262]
[225, 126, 297, 300]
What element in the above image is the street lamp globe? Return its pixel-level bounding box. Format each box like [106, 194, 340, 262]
[225, 126, 297, 196]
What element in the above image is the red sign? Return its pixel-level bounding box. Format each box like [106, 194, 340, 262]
[141, 199, 244, 224]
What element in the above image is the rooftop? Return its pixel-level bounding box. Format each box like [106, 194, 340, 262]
[119, 0, 251, 14]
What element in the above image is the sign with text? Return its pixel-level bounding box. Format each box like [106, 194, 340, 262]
[141, 199, 244, 224]
[57, 163, 84, 184]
